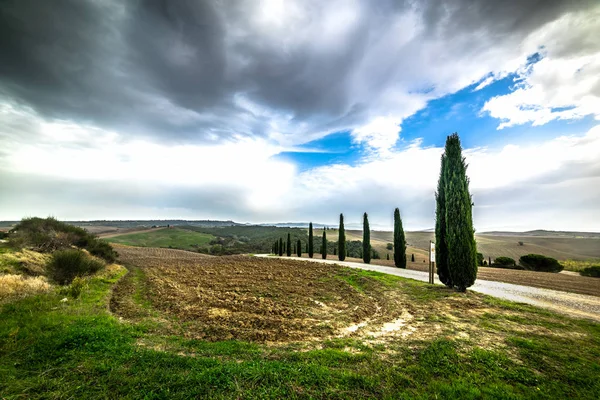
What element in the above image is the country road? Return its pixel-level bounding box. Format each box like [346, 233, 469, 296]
[255, 255, 600, 322]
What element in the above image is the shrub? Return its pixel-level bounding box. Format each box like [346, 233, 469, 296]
[87, 240, 118, 263]
[386, 243, 393, 250]
[494, 257, 515, 266]
[477, 252, 484, 266]
[519, 254, 563, 273]
[580, 266, 600, 278]
[9, 217, 117, 262]
[59, 276, 86, 298]
[0, 231, 8, 239]
[47, 249, 105, 285]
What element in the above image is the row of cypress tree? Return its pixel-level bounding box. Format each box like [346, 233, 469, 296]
[272, 209, 408, 270]
[271, 133, 477, 291]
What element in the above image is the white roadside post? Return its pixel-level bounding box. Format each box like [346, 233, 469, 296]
[429, 241, 436, 284]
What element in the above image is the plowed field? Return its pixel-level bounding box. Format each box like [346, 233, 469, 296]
[113, 246, 411, 342]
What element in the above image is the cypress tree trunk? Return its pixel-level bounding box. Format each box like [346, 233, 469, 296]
[308, 222, 314, 258]
[321, 231, 327, 259]
[287, 233, 292, 257]
[393, 208, 407, 268]
[278, 237, 283, 256]
[338, 214, 346, 261]
[297, 239, 302, 257]
[363, 213, 371, 264]
[435, 153, 452, 287]
[444, 133, 478, 291]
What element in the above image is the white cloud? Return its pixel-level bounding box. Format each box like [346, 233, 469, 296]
[2, 112, 599, 230]
[285, 125, 600, 230]
[351, 116, 401, 154]
[483, 7, 600, 129]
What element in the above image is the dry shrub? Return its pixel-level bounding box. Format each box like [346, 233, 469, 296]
[0, 274, 51, 302]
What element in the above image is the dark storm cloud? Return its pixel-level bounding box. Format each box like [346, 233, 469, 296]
[0, 0, 596, 144]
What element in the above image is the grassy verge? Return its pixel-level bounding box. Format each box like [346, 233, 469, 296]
[105, 228, 214, 249]
[1, 264, 599, 399]
[562, 259, 600, 272]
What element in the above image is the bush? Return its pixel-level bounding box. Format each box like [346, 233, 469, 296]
[519, 254, 563, 273]
[477, 252, 484, 266]
[87, 240, 118, 263]
[386, 243, 393, 250]
[0, 231, 8, 240]
[494, 257, 515, 266]
[580, 266, 600, 278]
[46, 249, 105, 285]
[9, 217, 117, 262]
[58, 276, 86, 298]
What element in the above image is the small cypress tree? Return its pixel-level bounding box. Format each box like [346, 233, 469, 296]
[333, 247, 337, 255]
[363, 213, 371, 264]
[278, 237, 283, 256]
[297, 239, 302, 257]
[338, 213, 346, 261]
[444, 133, 478, 291]
[308, 222, 314, 258]
[386, 253, 390, 260]
[321, 232, 327, 259]
[393, 208, 407, 268]
[411, 254, 415, 262]
[287, 233, 292, 257]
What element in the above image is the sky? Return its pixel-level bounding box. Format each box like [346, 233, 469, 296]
[1, 0, 599, 231]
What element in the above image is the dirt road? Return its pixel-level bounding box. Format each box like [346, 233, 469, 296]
[256, 255, 600, 322]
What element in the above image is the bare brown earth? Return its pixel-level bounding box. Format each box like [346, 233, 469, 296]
[113, 246, 400, 342]
[111, 245, 598, 351]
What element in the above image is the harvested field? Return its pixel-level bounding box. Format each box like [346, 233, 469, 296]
[112, 245, 599, 352]
[115, 246, 409, 342]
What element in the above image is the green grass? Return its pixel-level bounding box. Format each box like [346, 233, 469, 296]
[106, 228, 214, 249]
[1, 265, 600, 398]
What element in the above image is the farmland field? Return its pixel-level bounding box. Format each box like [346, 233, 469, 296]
[2, 244, 600, 398]
[344, 230, 600, 262]
[105, 227, 214, 249]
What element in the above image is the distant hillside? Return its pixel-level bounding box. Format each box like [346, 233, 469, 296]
[480, 230, 600, 239]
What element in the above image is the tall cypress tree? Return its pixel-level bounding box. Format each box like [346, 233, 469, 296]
[393, 208, 407, 268]
[363, 212, 371, 264]
[278, 237, 283, 256]
[435, 152, 452, 287]
[444, 133, 478, 291]
[287, 233, 292, 257]
[321, 231, 327, 259]
[338, 213, 346, 261]
[297, 239, 302, 257]
[308, 222, 314, 258]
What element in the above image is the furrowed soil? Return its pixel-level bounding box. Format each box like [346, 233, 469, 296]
[113, 246, 406, 342]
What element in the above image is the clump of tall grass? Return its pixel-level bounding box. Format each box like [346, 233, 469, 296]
[0, 274, 51, 302]
[46, 249, 105, 285]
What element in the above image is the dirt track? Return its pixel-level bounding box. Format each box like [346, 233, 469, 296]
[258, 255, 600, 322]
